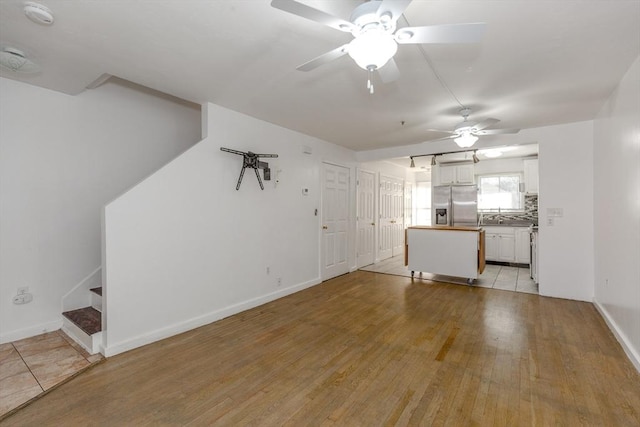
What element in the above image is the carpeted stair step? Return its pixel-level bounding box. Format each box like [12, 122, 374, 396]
[62, 307, 101, 335]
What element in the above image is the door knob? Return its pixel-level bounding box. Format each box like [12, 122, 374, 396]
[322, 225, 328, 230]
[371, 222, 375, 226]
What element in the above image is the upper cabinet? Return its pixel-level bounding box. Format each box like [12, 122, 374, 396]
[439, 164, 475, 184]
[523, 159, 539, 194]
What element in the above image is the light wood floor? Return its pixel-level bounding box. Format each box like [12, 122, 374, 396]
[2, 271, 639, 426]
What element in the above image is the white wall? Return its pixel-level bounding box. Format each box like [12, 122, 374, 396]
[522, 121, 594, 301]
[0, 77, 201, 343]
[102, 102, 356, 356]
[360, 160, 412, 182]
[593, 55, 640, 370]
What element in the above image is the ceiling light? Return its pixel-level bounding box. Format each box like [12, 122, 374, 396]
[454, 132, 478, 148]
[348, 29, 397, 70]
[482, 149, 503, 158]
[410, 157, 415, 168]
[431, 156, 437, 166]
[24, 2, 54, 25]
[0, 47, 40, 73]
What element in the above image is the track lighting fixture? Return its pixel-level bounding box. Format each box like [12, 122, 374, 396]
[409, 148, 480, 168]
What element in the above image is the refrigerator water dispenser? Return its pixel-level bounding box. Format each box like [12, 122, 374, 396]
[435, 208, 448, 225]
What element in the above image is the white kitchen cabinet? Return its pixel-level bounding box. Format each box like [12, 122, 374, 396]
[523, 159, 539, 194]
[456, 164, 475, 183]
[439, 164, 475, 184]
[485, 233, 499, 260]
[439, 165, 456, 184]
[498, 233, 516, 262]
[483, 226, 515, 262]
[515, 228, 531, 264]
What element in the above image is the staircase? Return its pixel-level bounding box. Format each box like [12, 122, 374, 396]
[62, 287, 103, 354]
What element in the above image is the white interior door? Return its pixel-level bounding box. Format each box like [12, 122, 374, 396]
[322, 163, 349, 280]
[357, 170, 375, 268]
[379, 175, 404, 260]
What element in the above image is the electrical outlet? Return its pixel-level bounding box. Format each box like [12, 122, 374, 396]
[17, 286, 29, 295]
[277, 277, 282, 287]
[266, 267, 270, 274]
[13, 293, 33, 305]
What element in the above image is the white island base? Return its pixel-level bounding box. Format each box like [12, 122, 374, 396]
[405, 226, 485, 285]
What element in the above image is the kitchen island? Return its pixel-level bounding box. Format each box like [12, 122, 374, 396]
[405, 226, 485, 284]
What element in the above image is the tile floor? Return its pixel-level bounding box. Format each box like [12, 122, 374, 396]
[360, 255, 538, 294]
[0, 330, 103, 417]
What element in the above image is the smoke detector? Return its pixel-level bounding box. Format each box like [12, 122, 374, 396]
[0, 47, 40, 73]
[24, 2, 54, 25]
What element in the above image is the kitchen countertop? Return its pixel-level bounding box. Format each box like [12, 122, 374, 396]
[408, 226, 483, 232]
[480, 223, 536, 228]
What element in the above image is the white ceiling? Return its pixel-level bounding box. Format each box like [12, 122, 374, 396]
[1, 1, 639, 152]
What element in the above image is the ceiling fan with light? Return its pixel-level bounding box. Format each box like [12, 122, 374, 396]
[427, 108, 521, 148]
[271, 0, 486, 93]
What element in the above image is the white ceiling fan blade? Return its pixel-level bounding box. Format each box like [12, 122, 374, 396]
[377, 58, 400, 83]
[271, 0, 354, 32]
[376, 0, 413, 23]
[296, 44, 349, 72]
[424, 128, 457, 135]
[426, 135, 457, 142]
[395, 23, 486, 44]
[472, 118, 500, 131]
[476, 128, 521, 135]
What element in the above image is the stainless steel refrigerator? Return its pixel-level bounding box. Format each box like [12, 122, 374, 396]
[432, 184, 478, 227]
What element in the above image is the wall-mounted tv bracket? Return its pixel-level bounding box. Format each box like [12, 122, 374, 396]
[220, 147, 278, 190]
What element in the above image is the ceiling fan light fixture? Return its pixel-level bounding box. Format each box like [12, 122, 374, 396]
[348, 30, 397, 70]
[454, 132, 478, 148]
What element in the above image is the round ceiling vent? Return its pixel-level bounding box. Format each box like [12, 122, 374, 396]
[0, 47, 40, 73]
[24, 2, 54, 25]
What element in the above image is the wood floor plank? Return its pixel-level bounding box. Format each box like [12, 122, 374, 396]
[2, 270, 639, 426]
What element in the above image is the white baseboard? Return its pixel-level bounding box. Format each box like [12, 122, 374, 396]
[103, 277, 322, 357]
[593, 299, 640, 373]
[0, 319, 62, 344]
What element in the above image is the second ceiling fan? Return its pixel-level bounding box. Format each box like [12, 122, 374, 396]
[427, 108, 521, 148]
[271, 0, 486, 93]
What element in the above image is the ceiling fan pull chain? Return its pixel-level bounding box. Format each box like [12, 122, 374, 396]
[367, 68, 374, 94]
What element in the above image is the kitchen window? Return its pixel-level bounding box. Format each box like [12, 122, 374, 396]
[478, 174, 523, 211]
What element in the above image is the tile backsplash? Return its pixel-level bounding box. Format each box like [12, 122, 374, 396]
[481, 194, 538, 224]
